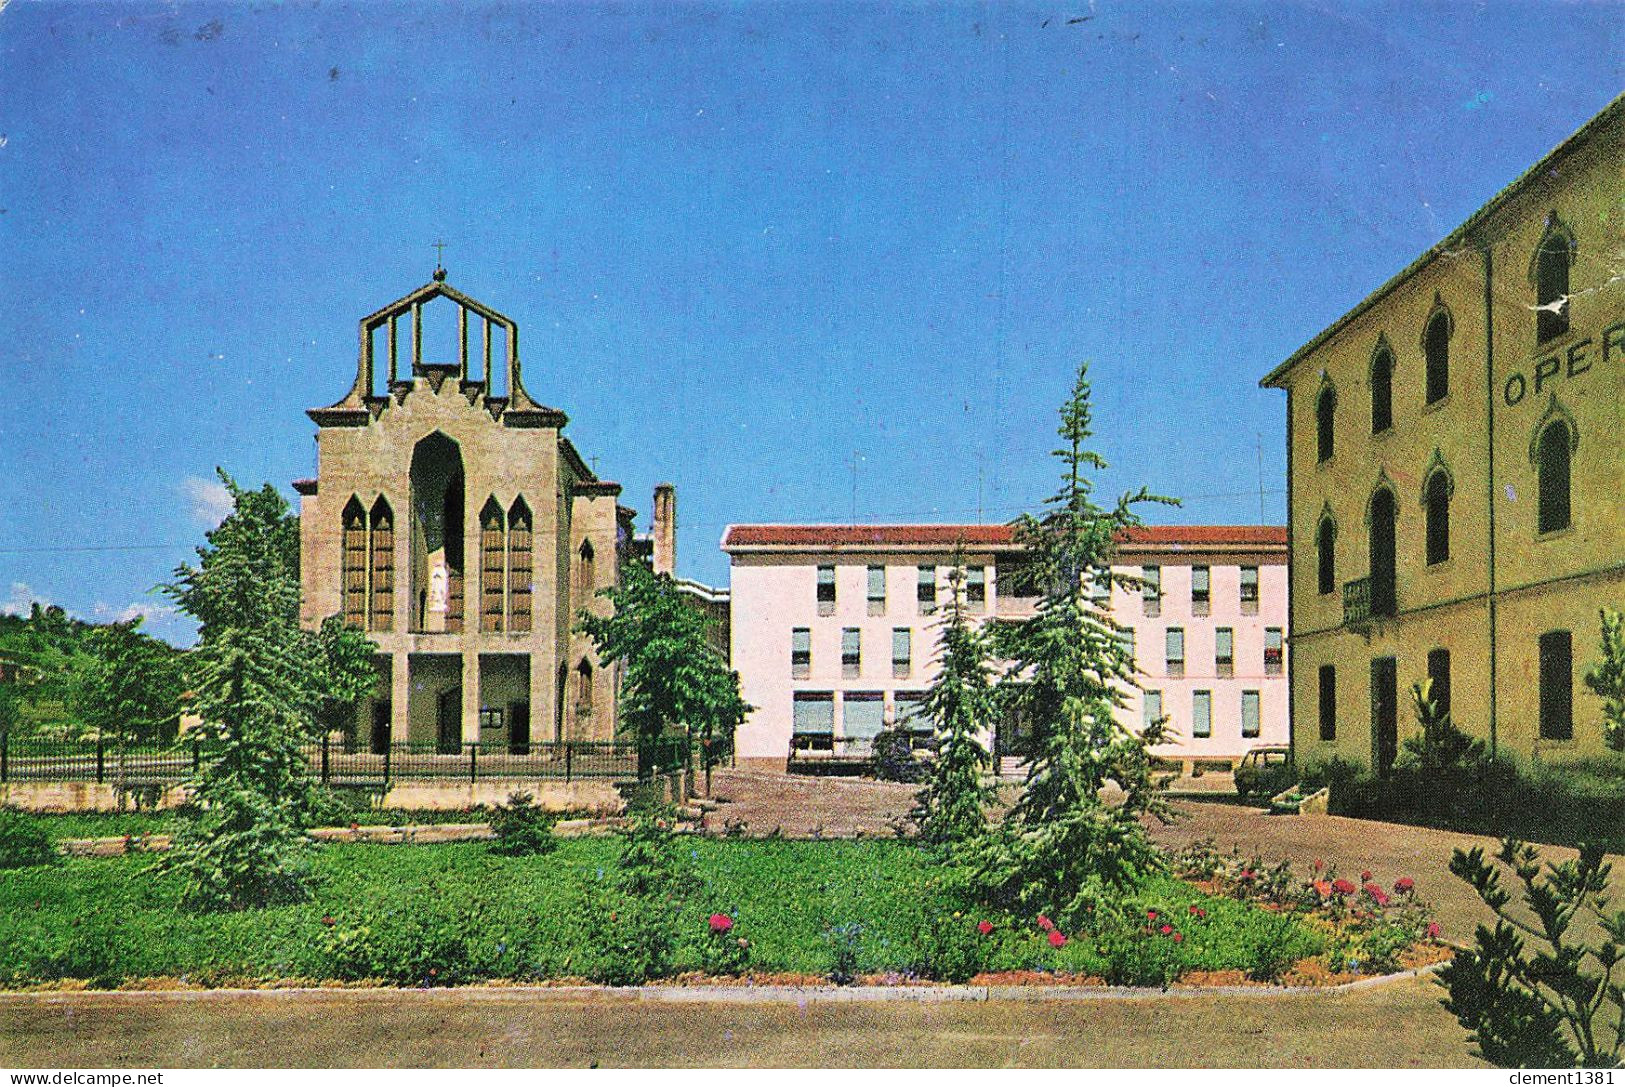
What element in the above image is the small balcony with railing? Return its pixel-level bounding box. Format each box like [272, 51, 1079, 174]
[1343, 574, 1396, 630]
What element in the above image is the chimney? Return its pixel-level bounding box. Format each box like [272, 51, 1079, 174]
[652, 483, 676, 576]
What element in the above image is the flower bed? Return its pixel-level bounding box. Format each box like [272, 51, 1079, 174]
[0, 838, 1444, 991]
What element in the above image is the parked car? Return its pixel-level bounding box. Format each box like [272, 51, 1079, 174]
[1234, 745, 1294, 798]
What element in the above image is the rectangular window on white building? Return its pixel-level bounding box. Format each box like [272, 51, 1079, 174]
[1143, 690, 1163, 730]
[791, 627, 811, 679]
[1165, 627, 1185, 677]
[1241, 690, 1261, 738]
[1265, 627, 1284, 675]
[1142, 565, 1161, 617]
[917, 566, 937, 614]
[843, 693, 885, 750]
[966, 566, 986, 613]
[1191, 566, 1211, 616]
[792, 692, 834, 751]
[1215, 627, 1234, 678]
[892, 628, 912, 679]
[816, 565, 836, 616]
[1240, 566, 1260, 615]
[867, 565, 887, 616]
[1117, 626, 1135, 668]
[894, 691, 930, 733]
[1192, 690, 1212, 737]
[841, 628, 861, 678]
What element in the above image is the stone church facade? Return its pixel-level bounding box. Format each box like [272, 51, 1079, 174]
[295, 273, 627, 753]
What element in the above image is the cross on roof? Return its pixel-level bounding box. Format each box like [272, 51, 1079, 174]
[431, 239, 447, 280]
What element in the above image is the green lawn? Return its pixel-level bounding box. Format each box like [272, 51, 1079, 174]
[0, 838, 1330, 988]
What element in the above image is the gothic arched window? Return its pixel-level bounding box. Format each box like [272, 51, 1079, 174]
[1316, 386, 1337, 463]
[342, 497, 368, 628]
[508, 498, 533, 633]
[1537, 420, 1572, 534]
[1316, 515, 1337, 596]
[1424, 308, 1451, 404]
[369, 498, 394, 632]
[1535, 229, 1571, 344]
[1370, 345, 1394, 434]
[480, 499, 506, 632]
[1424, 470, 1450, 565]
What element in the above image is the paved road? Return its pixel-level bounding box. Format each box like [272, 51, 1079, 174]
[0, 975, 1478, 1068]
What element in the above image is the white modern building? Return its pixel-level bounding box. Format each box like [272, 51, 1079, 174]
[722, 524, 1289, 773]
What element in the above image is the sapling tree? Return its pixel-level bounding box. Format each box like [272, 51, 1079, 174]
[1584, 608, 1625, 754]
[77, 618, 185, 805]
[913, 560, 997, 847]
[976, 362, 1177, 919]
[1441, 837, 1625, 1068]
[579, 559, 750, 782]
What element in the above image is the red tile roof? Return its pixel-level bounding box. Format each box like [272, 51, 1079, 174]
[722, 523, 1285, 550]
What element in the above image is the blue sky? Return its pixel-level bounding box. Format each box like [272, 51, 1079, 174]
[0, 1, 1619, 644]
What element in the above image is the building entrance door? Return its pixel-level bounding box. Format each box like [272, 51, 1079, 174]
[510, 701, 531, 755]
[370, 702, 391, 755]
[1371, 656, 1398, 776]
[437, 689, 461, 754]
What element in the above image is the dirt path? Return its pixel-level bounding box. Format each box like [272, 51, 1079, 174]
[0, 974, 1479, 1068]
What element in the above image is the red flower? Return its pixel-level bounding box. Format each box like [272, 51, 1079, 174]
[708, 913, 734, 934]
[1171, 932, 1184, 943]
[1146, 909, 1158, 921]
[429, 967, 438, 977]
[1238, 869, 1256, 883]
[321, 915, 335, 927]
[1312, 879, 1333, 898]
[976, 920, 994, 936]
[1360, 870, 1373, 883]
[1188, 905, 1206, 918]
[1394, 877, 1415, 894]
[1332, 878, 1357, 896]
[1363, 883, 1391, 907]
[1313, 859, 1324, 871]
[1159, 924, 1173, 935]
[1037, 914, 1055, 932]
[1427, 922, 1442, 940]
[1047, 929, 1067, 948]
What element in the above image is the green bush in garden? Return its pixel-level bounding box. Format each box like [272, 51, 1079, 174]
[486, 792, 558, 857]
[0, 808, 56, 870]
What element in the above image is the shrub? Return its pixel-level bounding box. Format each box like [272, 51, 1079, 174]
[571, 892, 678, 986]
[826, 921, 864, 985]
[487, 791, 558, 857]
[1440, 838, 1625, 1068]
[697, 913, 751, 976]
[871, 727, 930, 785]
[909, 913, 987, 983]
[0, 808, 56, 870]
[318, 902, 501, 986]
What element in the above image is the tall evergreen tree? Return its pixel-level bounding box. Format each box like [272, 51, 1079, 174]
[981, 363, 1176, 917]
[157, 471, 373, 911]
[913, 560, 997, 846]
[579, 559, 750, 781]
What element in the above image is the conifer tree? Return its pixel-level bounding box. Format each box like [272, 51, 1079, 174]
[981, 363, 1176, 917]
[157, 471, 373, 910]
[913, 560, 997, 846]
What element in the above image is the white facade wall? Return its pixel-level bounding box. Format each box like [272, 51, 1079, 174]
[725, 532, 1289, 767]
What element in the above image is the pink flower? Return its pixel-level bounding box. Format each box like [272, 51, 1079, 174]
[1360, 870, 1373, 883]
[1146, 909, 1158, 921]
[1047, 929, 1067, 948]
[1332, 879, 1357, 896]
[1238, 869, 1256, 883]
[1394, 877, 1415, 894]
[1037, 915, 1055, 932]
[1364, 883, 1390, 907]
[1171, 932, 1183, 943]
[1159, 924, 1173, 935]
[977, 920, 994, 936]
[708, 913, 734, 934]
[1427, 922, 1442, 940]
[1188, 905, 1207, 918]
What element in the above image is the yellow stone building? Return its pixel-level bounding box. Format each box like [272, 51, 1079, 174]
[1261, 93, 1624, 772]
[296, 273, 630, 753]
